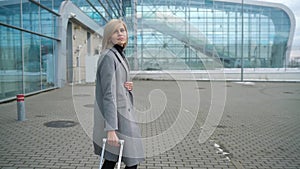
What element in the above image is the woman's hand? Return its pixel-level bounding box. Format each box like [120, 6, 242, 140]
[107, 130, 120, 147]
[124, 81, 133, 91]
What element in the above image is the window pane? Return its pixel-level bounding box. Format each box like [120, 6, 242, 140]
[23, 33, 41, 93]
[0, 1, 21, 27]
[41, 38, 55, 89]
[0, 27, 23, 99]
[22, 1, 40, 33]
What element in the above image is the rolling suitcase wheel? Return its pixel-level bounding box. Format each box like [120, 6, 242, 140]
[99, 138, 125, 169]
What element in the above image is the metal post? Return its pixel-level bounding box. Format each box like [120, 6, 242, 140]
[120, 0, 123, 18]
[285, 46, 289, 71]
[17, 94, 26, 121]
[241, 0, 244, 81]
[132, 0, 138, 70]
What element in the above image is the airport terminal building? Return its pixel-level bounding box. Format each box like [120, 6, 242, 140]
[0, 0, 296, 102]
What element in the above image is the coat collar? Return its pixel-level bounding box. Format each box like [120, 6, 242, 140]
[110, 47, 130, 79]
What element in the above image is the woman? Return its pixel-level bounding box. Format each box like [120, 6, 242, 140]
[93, 19, 144, 169]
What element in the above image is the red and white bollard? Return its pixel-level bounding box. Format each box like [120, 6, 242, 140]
[16, 94, 26, 121]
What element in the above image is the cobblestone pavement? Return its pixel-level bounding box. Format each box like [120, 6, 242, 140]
[0, 81, 299, 169]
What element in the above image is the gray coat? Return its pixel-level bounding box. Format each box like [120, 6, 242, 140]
[93, 47, 144, 166]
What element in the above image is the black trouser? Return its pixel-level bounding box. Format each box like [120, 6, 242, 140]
[101, 160, 137, 169]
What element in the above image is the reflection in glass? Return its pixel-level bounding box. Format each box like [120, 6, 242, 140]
[0, 27, 23, 100]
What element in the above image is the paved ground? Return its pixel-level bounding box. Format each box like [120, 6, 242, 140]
[0, 80, 300, 169]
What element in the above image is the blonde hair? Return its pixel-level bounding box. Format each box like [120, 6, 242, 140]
[101, 19, 128, 52]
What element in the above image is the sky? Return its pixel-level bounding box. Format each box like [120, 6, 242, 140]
[255, 0, 300, 57]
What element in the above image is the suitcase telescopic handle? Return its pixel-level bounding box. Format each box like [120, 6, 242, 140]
[99, 138, 125, 169]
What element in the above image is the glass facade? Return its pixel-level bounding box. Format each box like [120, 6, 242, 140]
[0, 0, 295, 101]
[0, 0, 61, 101]
[72, 0, 294, 70]
[124, 0, 293, 70]
[72, 0, 127, 26]
[0, 0, 125, 102]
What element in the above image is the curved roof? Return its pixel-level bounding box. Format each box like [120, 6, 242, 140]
[135, 0, 295, 62]
[214, 0, 296, 60]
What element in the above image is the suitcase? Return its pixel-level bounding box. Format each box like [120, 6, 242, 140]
[99, 138, 125, 169]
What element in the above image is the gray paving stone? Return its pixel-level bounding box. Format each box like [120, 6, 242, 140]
[0, 81, 300, 169]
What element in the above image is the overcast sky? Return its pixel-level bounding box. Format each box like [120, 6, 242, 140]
[254, 0, 300, 56]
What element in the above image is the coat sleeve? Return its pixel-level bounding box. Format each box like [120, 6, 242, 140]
[98, 54, 118, 131]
